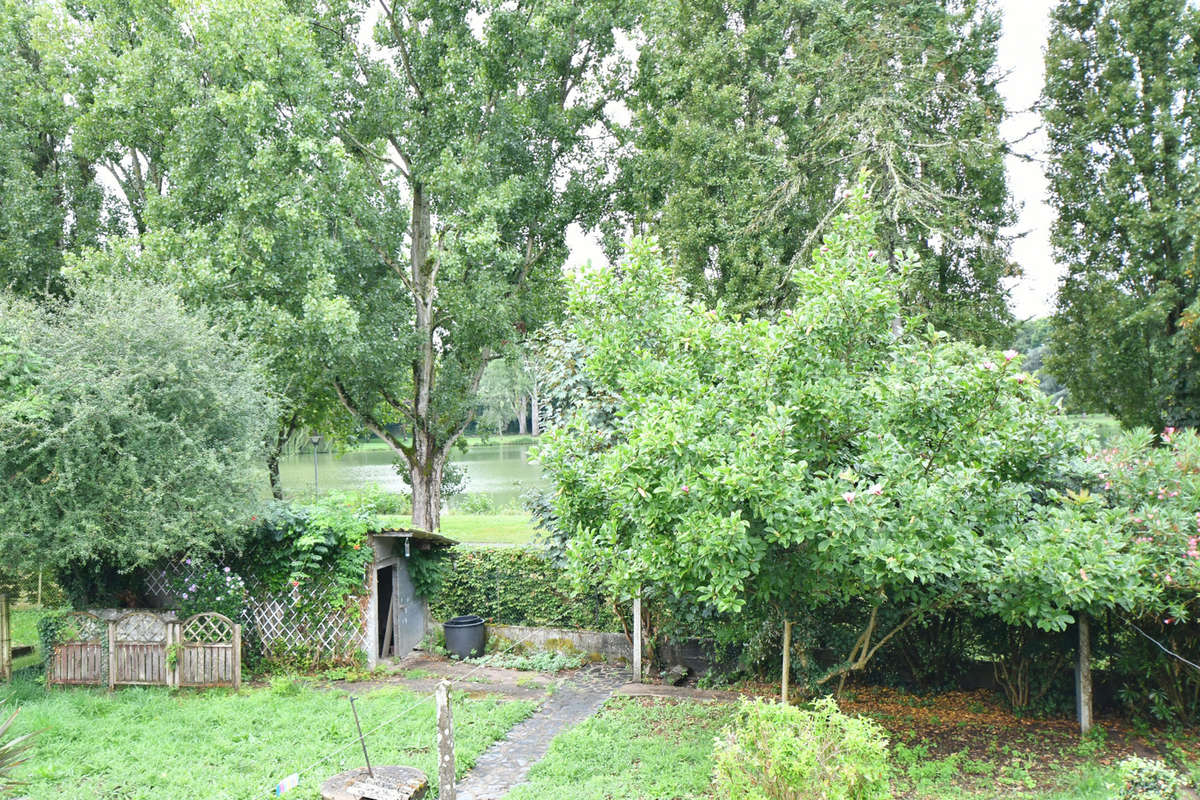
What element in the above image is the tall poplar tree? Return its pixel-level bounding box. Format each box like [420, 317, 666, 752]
[614, 0, 1015, 343]
[1044, 0, 1200, 428]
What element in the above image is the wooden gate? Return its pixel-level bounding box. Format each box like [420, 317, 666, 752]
[45, 610, 241, 689]
[112, 611, 169, 686]
[47, 612, 106, 685]
[178, 613, 241, 689]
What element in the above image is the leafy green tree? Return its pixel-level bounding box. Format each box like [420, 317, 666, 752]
[309, 0, 630, 530]
[0, 0, 106, 296]
[1044, 0, 1200, 428]
[614, 0, 1015, 342]
[538, 182, 1104, 688]
[41, 0, 628, 526]
[477, 359, 534, 436]
[0, 280, 277, 599]
[38, 0, 361, 498]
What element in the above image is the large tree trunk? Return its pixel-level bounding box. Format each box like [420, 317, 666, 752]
[266, 415, 300, 501]
[410, 182, 442, 531]
[267, 451, 283, 501]
[530, 379, 540, 435]
[410, 447, 445, 532]
[517, 394, 528, 435]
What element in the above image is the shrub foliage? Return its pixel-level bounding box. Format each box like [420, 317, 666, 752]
[713, 697, 891, 800]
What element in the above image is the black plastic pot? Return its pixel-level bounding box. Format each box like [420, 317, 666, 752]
[443, 615, 487, 660]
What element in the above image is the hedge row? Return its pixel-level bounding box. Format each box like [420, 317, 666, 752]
[428, 546, 626, 633]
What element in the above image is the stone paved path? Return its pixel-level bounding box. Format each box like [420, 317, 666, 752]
[453, 664, 628, 800]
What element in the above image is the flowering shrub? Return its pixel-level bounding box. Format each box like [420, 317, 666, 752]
[538, 175, 1085, 688]
[168, 560, 248, 621]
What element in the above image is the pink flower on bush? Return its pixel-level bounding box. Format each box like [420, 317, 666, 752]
[1003, 349, 1018, 362]
[842, 491, 856, 504]
[981, 360, 997, 372]
[1164, 427, 1178, 441]
[1079, 568, 1088, 580]
[867, 483, 883, 496]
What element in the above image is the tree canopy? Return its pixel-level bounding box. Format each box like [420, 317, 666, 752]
[1044, 0, 1200, 429]
[537, 182, 1137, 685]
[0, 280, 277, 583]
[612, 0, 1015, 343]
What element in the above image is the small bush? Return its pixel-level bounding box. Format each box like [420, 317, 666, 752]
[453, 492, 497, 514]
[713, 697, 892, 800]
[1116, 756, 1191, 799]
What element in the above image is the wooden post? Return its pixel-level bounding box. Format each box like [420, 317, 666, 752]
[1079, 613, 1093, 734]
[632, 593, 642, 683]
[0, 594, 11, 683]
[232, 623, 242, 691]
[107, 619, 117, 691]
[436, 680, 456, 800]
[781, 620, 793, 705]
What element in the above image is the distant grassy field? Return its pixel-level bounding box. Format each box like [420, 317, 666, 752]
[350, 433, 537, 451]
[1070, 413, 1122, 444]
[440, 513, 539, 545]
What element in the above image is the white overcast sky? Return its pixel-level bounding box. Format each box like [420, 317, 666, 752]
[567, 0, 1061, 320]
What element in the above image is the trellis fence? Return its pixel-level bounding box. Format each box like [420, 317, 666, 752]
[47, 610, 241, 689]
[146, 563, 367, 664]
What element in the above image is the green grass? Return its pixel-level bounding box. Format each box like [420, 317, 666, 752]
[502, 696, 1187, 800]
[439, 513, 538, 544]
[11, 607, 52, 648]
[506, 697, 734, 800]
[0, 676, 535, 799]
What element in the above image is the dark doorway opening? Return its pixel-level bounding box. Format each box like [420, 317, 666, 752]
[377, 564, 395, 659]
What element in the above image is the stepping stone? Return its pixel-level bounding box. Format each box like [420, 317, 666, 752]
[320, 765, 428, 800]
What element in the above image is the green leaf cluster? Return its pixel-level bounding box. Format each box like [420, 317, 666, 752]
[0, 280, 277, 580]
[712, 697, 892, 800]
[614, 0, 1015, 343]
[1044, 0, 1200, 428]
[539, 180, 1079, 638]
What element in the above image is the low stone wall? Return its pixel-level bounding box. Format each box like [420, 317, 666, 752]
[435, 621, 633, 663]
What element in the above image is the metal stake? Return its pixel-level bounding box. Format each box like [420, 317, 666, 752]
[349, 696, 374, 778]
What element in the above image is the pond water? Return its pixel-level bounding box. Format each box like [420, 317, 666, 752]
[277, 441, 546, 509]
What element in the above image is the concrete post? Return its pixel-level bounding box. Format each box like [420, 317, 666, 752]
[1078, 612, 1092, 736]
[781, 620, 793, 705]
[632, 594, 642, 683]
[436, 680, 456, 800]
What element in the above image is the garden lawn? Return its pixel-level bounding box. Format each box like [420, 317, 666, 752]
[439, 513, 537, 545]
[504, 694, 1200, 800]
[0, 676, 534, 800]
[506, 697, 732, 800]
